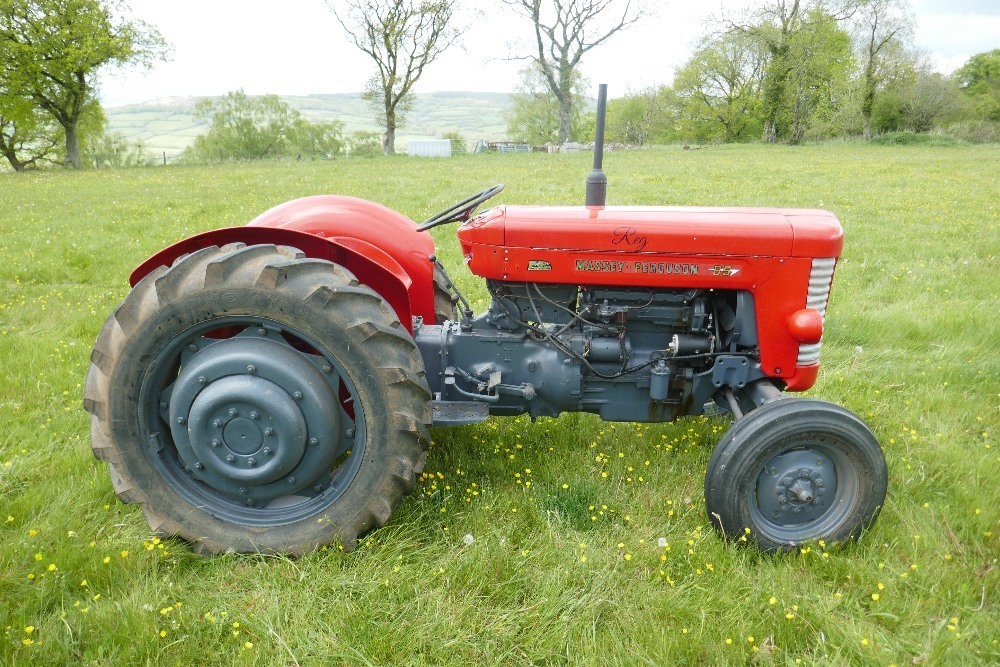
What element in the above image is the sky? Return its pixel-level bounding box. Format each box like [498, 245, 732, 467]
[98, 0, 1000, 108]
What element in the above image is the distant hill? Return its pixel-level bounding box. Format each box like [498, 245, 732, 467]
[106, 91, 514, 160]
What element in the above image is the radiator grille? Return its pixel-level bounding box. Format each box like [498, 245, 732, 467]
[797, 257, 836, 365]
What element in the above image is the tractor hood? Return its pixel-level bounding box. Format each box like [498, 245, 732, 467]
[458, 205, 843, 259]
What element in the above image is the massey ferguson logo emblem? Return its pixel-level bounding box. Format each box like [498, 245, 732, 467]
[710, 265, 740, 277]
[527, 260, 552, 271]
[575, 260, 699, 275]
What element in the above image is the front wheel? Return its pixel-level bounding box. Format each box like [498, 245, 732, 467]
[705, 398, 887, 552]
[84, 243, 431, 554]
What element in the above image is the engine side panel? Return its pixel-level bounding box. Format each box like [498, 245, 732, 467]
[457, 205, 842, 389]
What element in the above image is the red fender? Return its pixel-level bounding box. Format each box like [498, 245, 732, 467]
[130, 196, 437, 331]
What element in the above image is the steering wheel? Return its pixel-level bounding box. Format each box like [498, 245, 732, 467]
[416, 184, 505, 232]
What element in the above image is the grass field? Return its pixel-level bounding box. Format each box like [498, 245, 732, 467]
[0, 144, 997, 666]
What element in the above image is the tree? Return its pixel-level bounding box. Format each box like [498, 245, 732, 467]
[852, 0, 913, 139]
[954, 49, 1000, 122]
[779, 9, 853, 144]
[504, 0, 642, 144]
[290, 117, 345, 158]
[606, 86, 676, 146]
[185, 90, 343, 162]
[0, 0, 166, 168]
[327, 0, 460, 155]
[672, 32, 767, 143]
[721, 0, 860, 142]
[0, 93, 63, 171]
[506, 63, 588, 145]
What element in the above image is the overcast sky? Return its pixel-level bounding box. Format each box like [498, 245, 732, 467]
[98, 0, 1000, 107]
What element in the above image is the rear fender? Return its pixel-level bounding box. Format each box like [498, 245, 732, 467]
[132, 195, 437, 330]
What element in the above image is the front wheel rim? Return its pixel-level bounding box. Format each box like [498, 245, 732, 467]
[749, 437, 859, 544]
[139, 316, 365, 527]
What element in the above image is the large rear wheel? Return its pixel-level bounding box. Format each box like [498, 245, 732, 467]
[84, 244, 431, 554]
[705, 398, 887, 552]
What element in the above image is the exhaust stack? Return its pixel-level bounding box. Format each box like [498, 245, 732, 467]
[585, 83, 609, 208]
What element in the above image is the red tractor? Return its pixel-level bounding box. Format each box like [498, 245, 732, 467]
[85, 87, 887, 555]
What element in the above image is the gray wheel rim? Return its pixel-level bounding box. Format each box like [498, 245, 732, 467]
[749, 437, 858, 544]
[138, 316, 364, 527]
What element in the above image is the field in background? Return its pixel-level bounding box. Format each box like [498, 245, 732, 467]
[106, 91, 513, 160]
[0, 144, 997, 665]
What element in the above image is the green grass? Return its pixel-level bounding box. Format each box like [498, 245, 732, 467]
[1, 144, 998, 665]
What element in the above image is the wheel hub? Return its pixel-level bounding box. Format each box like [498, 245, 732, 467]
[186, 375, 307, 486]
[756, 449, 836, 525]
[166, 335, 345, 505]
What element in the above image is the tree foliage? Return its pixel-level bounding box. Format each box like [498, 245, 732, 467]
[0, 0, 166, 168]
[852, 0, 912, 138]
[673, 32, 766, 143]
[328, 0, 460, 155]
[0, 93, 63, 171]
[506, 63, 589, 145]
[184, 90, 343, 162]
[954, 49, 1000, 122]
[504, 0, 642, 144]
[606, 87, 676, 146]
[777, 9, 854, 144]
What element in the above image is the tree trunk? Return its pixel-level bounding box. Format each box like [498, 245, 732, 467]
[558, 96, 573, 144]
[763, 119, 777, 143]
[383, 106, 396, 155]
[1, 149, 26, 171]
[863, 115, 872, 140]
[65, 122, 81, 168]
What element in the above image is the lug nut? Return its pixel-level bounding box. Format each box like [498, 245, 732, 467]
[239, 487, 248, 494]
[262, 447, 272, 456]
[293, 391, 303, 401]
[212, 419, 222, 428]
[247, 458, 256, 467]
[197, 376, 206, 384]
[176, 417, 185, 425]
[322, 365, 332, 373]
[193, 462, 203, 470]
[287, 477, 296, 484]
[246, 364, 256, 374]
[226, 454, 235, 463]
[778, 497, 787, 505]
[308, 437, 318, 447]
[229, 408, 239, 417]
[249, 411, 259, 420]
[264, 427, 274, 436]
[211, 439, 221, 448]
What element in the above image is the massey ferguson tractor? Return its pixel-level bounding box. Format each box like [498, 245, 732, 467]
[84, 86, 887, 555]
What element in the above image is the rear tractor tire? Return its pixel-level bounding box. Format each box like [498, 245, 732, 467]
[705, 398, 887, 552]
[84, 243, 431, 555]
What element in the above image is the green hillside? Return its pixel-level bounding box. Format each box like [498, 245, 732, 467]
[106, 91, 513, 160]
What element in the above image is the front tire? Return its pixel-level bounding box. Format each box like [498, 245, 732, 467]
[705, 398, 887, 552]
[84, 243, 431, 554]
